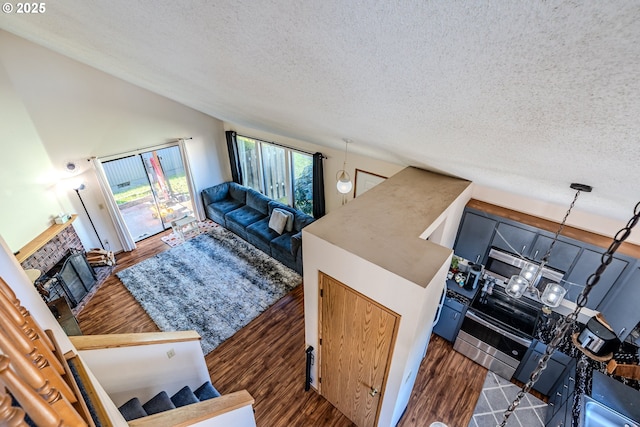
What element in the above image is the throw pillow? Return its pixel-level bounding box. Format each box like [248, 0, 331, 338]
[269, 209, 288, 234]
[274, 208, 294, 232]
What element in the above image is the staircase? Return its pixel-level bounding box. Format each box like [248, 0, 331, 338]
[118, 381, 221, 421]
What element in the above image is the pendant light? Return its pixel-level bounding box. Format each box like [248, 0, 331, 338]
[505, 183, 592, 308]
[336, 139, 352, 194]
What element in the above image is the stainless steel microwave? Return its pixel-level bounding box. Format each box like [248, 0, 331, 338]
[484, 247, 565, 292]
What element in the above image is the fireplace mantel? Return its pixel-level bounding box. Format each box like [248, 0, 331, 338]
[15, 215, 78, 263]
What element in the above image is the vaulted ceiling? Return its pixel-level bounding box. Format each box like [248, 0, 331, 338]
[2, 1, 639, 220]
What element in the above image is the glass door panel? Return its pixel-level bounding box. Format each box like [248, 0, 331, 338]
[140, 146, 193, 228]
[102, 145, 194, 242]
[103, 155, 165, 241]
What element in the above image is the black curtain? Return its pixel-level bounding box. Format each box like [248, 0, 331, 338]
[312, 152, 326, 218]
[225, 130, 242, 183]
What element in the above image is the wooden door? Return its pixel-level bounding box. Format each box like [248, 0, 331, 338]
[319, 272, 399, 427]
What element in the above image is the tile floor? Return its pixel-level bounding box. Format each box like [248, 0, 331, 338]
[468, 372, 548, 427]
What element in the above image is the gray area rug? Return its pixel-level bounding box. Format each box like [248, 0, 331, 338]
[469, 371, 547, 427]
[117, 226, 302, 355]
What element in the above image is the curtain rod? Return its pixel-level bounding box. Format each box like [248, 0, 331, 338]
[93, 137, 192, 161]
[235, 133, 325, 158]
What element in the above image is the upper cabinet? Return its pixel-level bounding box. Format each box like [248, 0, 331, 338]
[490, 222, 537, 256]
[453, 202, 640, 337]
[597, 262, 640, 341]
[529, 233, 581, 273]
[453, 211, 497, 264]
[563, 248, 631, 310]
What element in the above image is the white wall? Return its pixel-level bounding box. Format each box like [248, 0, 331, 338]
[223, 124, 405, 214]
[302, 233, 448, 427]
[79, 340, 211, 406]
[0, 52, 67, 251]
[0, 31, 229, 252]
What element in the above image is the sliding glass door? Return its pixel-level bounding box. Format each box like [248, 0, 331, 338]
[102, 145, 193, 242]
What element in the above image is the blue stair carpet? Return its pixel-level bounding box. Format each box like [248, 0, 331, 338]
[118, 381, 221, 421]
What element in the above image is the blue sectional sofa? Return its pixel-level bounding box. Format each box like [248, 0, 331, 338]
[201, 182, 315, 273]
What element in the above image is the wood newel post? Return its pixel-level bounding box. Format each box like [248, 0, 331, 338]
[0, 356, 63, 427]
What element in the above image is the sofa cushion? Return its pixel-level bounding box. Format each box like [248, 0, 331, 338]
[225, 206, 266, 240]
[246, 218, 280, 253]
[202, 182, 229, 205]
[228, 182, 247, 204]
[273, 208, 294, 232]
[270, 233, 297, 270]
[291, 231, 303, 257]
[211, 199, 244, 217]
[268, 209, 289, 234]
[268, 201, 297, 229]
[294, 212, 315, 232]
[246, 189, 270, 215]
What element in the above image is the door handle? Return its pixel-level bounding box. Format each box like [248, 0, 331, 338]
[369, 387, 379, 397]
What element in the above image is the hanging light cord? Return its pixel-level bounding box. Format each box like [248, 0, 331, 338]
[498, 200, 640, 427]
[540, 189, 582, 264]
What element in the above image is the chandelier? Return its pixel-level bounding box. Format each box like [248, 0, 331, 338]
[504, 183, 592, 309]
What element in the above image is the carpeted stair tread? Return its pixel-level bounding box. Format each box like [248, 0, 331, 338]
[142, 391, 176, 415]
[194, 381, 221, 401]
[118, 397, 147, 421]
[171, 385, 199, 408]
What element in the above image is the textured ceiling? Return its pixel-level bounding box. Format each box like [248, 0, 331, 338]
[2, 1, 639, 221]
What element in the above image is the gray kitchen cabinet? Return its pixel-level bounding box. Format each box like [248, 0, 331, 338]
[453, 210, 497, 263]
[563, 248, 631, 310]
[433, 296, 465, 342]
[530, 233, 581, 273]
[546, 360, 576, 425]
[597, 262, 640, 341]
[490, 222, 537, 257]
[514, 340, 573, 396]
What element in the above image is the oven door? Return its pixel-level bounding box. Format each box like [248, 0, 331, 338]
[454, 310, 532, 379]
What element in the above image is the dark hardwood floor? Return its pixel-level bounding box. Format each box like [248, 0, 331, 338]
[77, 232, 489, 426]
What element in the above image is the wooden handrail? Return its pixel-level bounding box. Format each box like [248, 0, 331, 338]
[0, 277, 56, 351]
[0, 387, 27, 427]
[127, 390, 255, 427]
[70, 331, 201, 351]
[0, 356, 64, 427]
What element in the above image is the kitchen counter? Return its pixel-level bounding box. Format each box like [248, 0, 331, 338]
[445, 278, 481, 303]
[534, 312, 640, 425]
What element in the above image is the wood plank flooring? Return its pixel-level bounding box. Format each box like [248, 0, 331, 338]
[77, 232, 490, 426]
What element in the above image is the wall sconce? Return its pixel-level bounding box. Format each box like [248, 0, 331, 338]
[336, 139, 352, 194]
